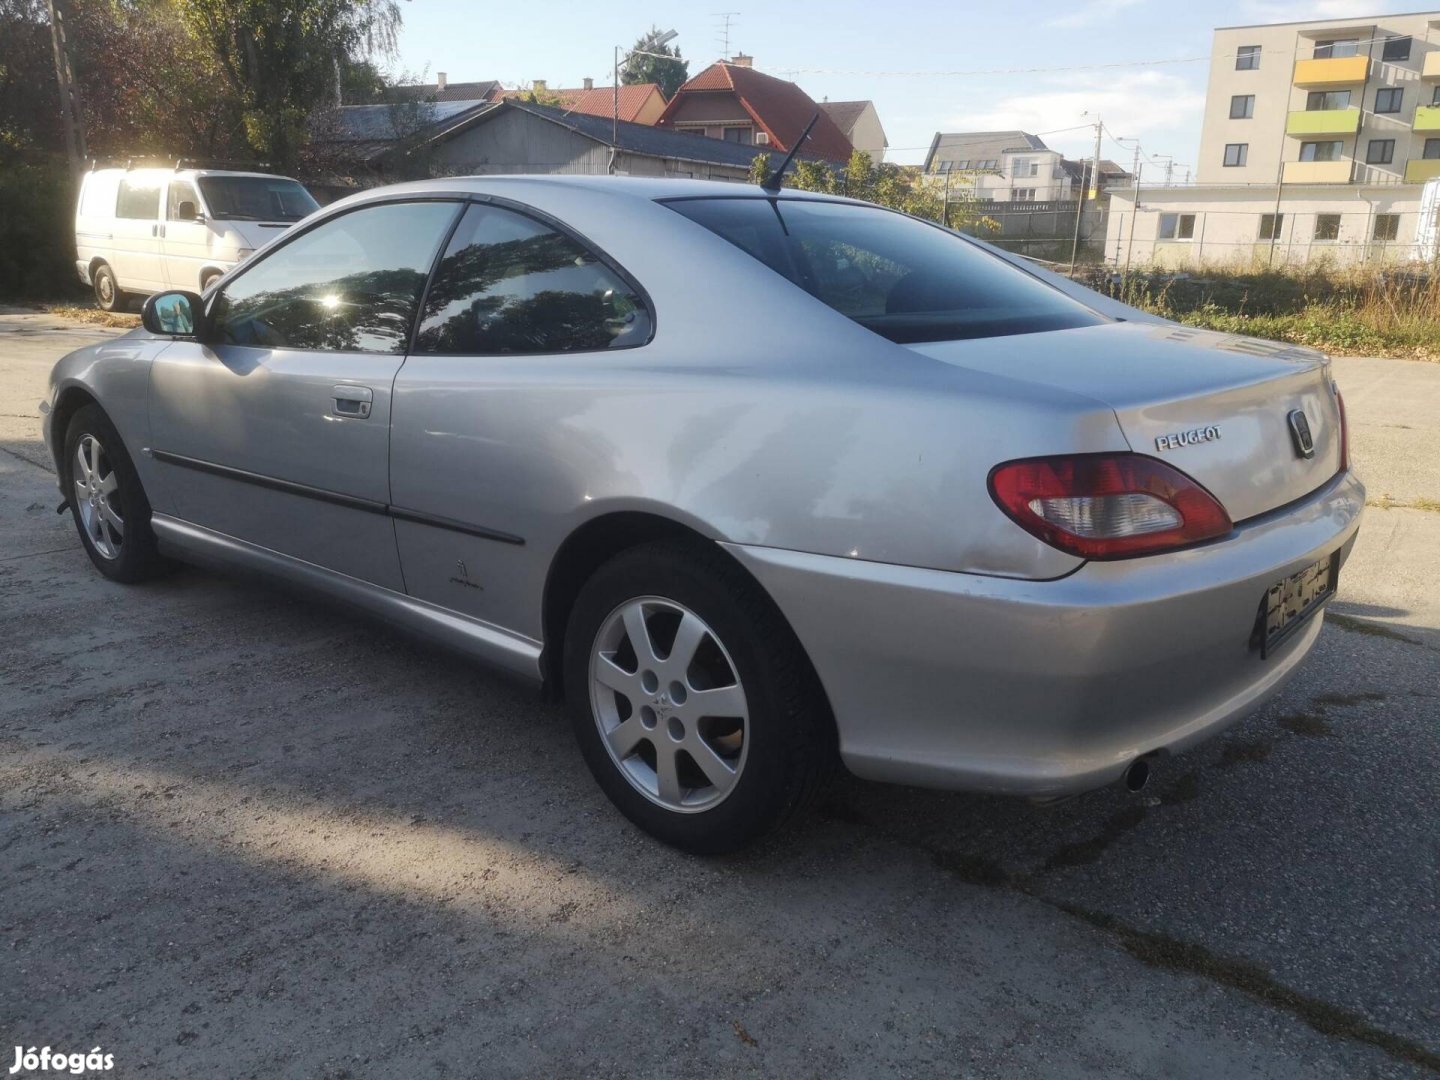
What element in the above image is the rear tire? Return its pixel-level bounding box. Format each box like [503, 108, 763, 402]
[63, 403, 168, 583]
[92, 263, 126, 312]
[564, 540, 832, 854]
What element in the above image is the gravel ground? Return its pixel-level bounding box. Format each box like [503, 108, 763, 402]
[1, 316, 1436, 1078]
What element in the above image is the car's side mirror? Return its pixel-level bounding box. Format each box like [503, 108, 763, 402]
[141, 290, 205, 338]
[176, 200, 200, 222]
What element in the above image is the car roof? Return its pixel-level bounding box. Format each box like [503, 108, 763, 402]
[339, 174, 855, 204]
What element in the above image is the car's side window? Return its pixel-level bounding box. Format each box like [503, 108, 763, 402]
[116, 178, 161, 220]
[209, 201, 460, 355]
[414, 203, 651, 355]
[167, 182, 200, 220]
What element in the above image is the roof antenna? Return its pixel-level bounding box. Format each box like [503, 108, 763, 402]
[760, 111, 819, 193]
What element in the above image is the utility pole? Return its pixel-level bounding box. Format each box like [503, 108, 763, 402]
[1070, 117, 1101, 274]
[46, 0, 88, 182]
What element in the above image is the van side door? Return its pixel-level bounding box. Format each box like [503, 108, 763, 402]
[111, 175, 167, 293]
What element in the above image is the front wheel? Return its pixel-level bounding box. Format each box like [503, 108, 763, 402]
[564, 541, 832, 854]
[63, 403, 168, 583]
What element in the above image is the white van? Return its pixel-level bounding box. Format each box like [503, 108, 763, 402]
[75, 166, 320, 310]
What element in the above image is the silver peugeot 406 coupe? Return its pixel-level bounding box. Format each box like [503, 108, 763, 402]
[43, 176, 1362, 852]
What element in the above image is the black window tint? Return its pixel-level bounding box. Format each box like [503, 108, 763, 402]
[166, 182, 199, 221]
[211, 201, 458, 354]
[116, 178, 161, 220]
[415, 204, 652, 355]
[666, 197, 1102, 344]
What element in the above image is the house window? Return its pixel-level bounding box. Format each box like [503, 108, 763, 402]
[1375, 88, 1403, 114]
[1235, 45, 1260, 70]
[954, 159, 970, 169]
[976, 159, 997, 170]
[1012, 188, 1037, 201]
[1223, 143, 1248, 167]
[1299, 140, 1345, 162]
[1433, 86, 1440, 106]
[1306, 90, 1351, 111]
[1158, 213, 1196, 240]
[936, 160, 953, 173]
[1424, 138, 1440, 160]
[1258, 213, 1284, 240]
[1011, 158, 1039, 177]
[1229, 94, 1255, 119]
[1381, 36, 1411, 62]
[1313, 39, 1359, 59]
[1372, 213, 1400, 241]
[1314, 214, 1341, 241]
[723, 126, 753, 144]
[1366, 138, 1396, 165]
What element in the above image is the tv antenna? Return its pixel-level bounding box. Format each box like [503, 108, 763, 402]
[713, 12, 739, 57]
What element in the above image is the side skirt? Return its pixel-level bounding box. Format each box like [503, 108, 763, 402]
[150, 514, 543, 682]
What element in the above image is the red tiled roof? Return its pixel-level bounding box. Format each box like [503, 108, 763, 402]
[656, 62, 854, 162]
[494, 83, 664, 123]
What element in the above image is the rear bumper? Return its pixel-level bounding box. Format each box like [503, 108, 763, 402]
[724, 470, 1364, 797]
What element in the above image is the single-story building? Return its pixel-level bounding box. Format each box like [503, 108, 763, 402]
[315, 98, 802, 187]
[1106, 182, 1432, 268]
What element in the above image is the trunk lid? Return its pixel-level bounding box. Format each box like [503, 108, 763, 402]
[908, 321, 1344, 522]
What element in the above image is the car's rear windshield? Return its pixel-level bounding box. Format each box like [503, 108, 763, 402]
[664, 197, 1103, 344]
[198, 176, 319, 222]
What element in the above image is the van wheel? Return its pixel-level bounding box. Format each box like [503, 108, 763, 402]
[200, 270, 223, 292]
[564, 540, 833, 854]
[93, 263, 125, 312]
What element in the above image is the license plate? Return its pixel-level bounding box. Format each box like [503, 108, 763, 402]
[1255, 552, 1338, 657]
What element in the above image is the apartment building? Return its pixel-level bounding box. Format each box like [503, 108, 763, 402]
[1197, 11, 1440, 186]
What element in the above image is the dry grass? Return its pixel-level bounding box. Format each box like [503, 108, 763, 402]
[44, 304, 141, 329]
[1088, 264, 1440, 361]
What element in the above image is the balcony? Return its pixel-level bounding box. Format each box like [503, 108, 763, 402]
[1292, 55, 1369, 88]
[1286, 108, 1361, 136]
[1415, 105, 1440, 132]
[1405, 158, 1440, 182]
[1282, 160, 1352, 183]
[1423, 52, 1440, 80]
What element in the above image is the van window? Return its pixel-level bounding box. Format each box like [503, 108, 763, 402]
[197, 176, 318, 222]
[116, 178, 162, 220]
[167, 182, 201, 221]
[79, 175, 119, 218]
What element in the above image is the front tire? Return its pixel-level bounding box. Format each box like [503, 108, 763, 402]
[564, 540, 831, 854]
[92, 263, 126, 312]
[63, 404, 167, 583]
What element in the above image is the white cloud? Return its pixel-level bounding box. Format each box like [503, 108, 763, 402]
[1044, 0, 1147, 29]
[1239, 0, 1392, 21]
[950, 70, 1206, 167]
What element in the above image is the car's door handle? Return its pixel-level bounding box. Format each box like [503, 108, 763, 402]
[331, 385, 373, 419]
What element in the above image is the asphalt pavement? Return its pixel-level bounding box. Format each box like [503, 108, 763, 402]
[1, 313, 1436, 1078]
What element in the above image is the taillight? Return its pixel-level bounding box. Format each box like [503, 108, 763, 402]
[988, 453, 1233, 560]
[1335, 388, 1349, 472]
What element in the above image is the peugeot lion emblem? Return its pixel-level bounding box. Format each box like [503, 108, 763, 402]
[1287, 409, 1315, 459]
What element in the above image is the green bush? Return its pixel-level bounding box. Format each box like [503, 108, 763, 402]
[0, 158, 83, 300]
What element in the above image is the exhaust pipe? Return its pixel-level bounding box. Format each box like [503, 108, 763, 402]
[1123, 758, 1151, 792]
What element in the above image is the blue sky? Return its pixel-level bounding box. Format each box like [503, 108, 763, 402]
[394, 0, 1429, 176]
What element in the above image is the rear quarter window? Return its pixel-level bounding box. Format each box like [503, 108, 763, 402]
[665, 197, 1102, 344]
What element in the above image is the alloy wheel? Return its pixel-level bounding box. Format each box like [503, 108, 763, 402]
[588, 596, 749, 813]
[73, 434, 124, 560]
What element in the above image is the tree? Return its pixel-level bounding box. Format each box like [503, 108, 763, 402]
[173, 0, 402, 168]
[622, 26, 687, 98]
[748, 148, 996, 234]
